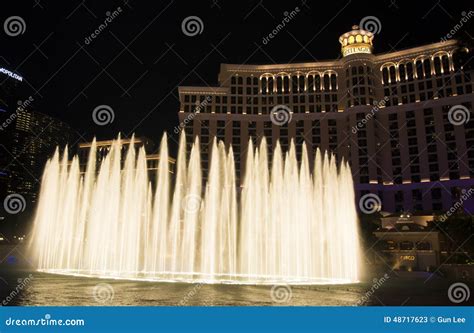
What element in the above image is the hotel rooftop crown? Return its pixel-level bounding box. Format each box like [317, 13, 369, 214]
[339, 25, 374, 57]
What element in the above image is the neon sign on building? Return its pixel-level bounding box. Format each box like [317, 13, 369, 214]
[0, 68, 23, 82]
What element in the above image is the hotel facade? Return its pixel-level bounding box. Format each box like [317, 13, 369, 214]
[178, 25, 474, 214]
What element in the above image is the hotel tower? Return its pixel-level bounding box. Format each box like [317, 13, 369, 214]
[178, 25, 474, 213]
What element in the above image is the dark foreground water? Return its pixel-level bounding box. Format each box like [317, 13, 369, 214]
[1, 269, 470, 306]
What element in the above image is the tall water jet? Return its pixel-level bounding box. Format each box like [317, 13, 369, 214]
[30, 132, 361, 284]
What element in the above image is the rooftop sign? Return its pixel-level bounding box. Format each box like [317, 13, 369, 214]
[0, 67, 23, 81]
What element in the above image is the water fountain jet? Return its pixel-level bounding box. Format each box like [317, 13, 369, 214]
[30, 133, 361, 285]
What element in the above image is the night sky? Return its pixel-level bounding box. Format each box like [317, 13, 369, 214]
[1, 0, 473, 153]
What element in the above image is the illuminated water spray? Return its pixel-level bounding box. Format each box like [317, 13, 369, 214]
[30, 133, 361, 284]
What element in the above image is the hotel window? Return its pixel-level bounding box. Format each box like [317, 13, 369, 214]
[395, 191, 404, 202]
[277, 76, 283, 93]
[399, 241, 414, 251]
[263, 122, 272, 141]
[412, 189, 422, 201]
[299, 76, 305, 92]
[311, 121, 321, 146]
[423, 59, 432, 78]
[323, 75, 330, 91]
[291, 75, 298, 92]
[406, 63, 414, 81]
[399, 64, 406, 82]
[248, 121, 257, 146]
[416, 60, 424, 78]
[232, 121, 240, 142]
[283, 76, 290, 92]
[442, 56, 450, 73]
[416, 241, 431, 251]
[432, 202, 443, 211]
[429, 164, 439, 172]
[389, 67, 396, 82]
[434, 57, 442, 75]
[382, 68, 389, 85]
[383, 240, 396, 251]
[414, 203, 423, 211]
[216, 121, 226, 142]
[330, 74, 337, 91]
[295, 120, 305, 158]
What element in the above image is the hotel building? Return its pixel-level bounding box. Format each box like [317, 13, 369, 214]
[1, 107, 76, 203]
[178, 25, 474, 214]
[77, 138, 176, 178]
[0, 66, 76, 204]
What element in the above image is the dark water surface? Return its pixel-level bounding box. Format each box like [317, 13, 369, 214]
[1, 269, 468, 306]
